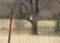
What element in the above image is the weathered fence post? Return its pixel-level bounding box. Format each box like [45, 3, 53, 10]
[8, 9, 13, 43]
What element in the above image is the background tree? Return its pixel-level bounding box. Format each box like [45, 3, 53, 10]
[15, 0, 60, 34]
[0, 0, 60, 34]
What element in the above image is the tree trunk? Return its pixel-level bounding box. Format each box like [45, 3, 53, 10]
[55, 20, 60, 32]
[29, 0, 38, 35]
[31, 20, 37, 35]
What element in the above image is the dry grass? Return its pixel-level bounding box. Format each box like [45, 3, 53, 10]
[0, 19, 57, 30]
[0, 33, 60, 43]
[0, 19, 60, 43]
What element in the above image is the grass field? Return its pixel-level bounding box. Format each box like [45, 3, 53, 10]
[0, 19, 60, 43]
[0, 19, 57, 29]
[0, 32, 60, 43]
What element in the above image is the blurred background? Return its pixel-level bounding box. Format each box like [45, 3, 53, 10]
[0, 0, 60, 43]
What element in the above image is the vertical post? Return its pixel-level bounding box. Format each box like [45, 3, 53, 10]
[8, 9, 13, 43]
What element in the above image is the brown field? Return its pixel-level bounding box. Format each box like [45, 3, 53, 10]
[0, 19, 60, 43]
[0, 33, 60, 43]
[0, 19, 57, 29]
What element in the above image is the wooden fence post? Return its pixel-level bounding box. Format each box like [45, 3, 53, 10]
[8, 9, 13, 43]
